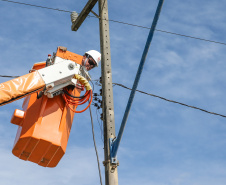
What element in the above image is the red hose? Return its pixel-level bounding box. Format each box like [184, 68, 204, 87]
[63, 88, 93, 113]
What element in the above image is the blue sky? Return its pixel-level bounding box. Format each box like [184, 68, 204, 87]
[0, 0, 226, 185]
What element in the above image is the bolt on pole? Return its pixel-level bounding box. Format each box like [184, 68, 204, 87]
[98, 0, 118, 185]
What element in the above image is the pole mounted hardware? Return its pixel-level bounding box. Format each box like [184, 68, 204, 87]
[71, 0, 98, 31]
[109, 138, 117, 164]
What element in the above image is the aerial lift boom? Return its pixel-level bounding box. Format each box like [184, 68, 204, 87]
[0, 46, 93, 167]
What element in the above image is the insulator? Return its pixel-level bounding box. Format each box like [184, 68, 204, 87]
[93, 103, 99, 107]
[93, 97, 98, 101]
[71, 11, 78, 23]
[100, 113, 103, 120]
[93, 93, 99, 96]
[45, 54, 52, 67]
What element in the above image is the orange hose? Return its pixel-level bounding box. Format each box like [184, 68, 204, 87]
[63, 89, 93, 113]
[65, 89, 90, 105]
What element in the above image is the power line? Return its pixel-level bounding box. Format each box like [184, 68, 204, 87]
[0, 75, 19, 78]
[1, 74, 225, 118]
[89, 105, 103, 185]
[1, 0, 226, 46]
[0, 0, 72, 13]
[112, 82, 226, 119]
[1, 1, 226, 117]
[96, 17, 226, 46]
[155, 29, 226, 46]
[95, 108, 104, 143]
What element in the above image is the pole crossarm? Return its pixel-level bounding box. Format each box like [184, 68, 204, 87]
[110, 0, 165, 164]
[71, 0, 98, 31]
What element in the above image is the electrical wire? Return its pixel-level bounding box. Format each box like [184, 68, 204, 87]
[113, 82, 226, 118]
[63, 88, 86, 99]
[89, 104, 103, 185]
[0, 86, 44, 106]
[63, 88, 93, 113]
[0, 73, 225, 118]
[1, 0, 226, 46]
[90, 80, 95, 91]
[0, 75, 19, 78]
[0, 0, 72, 13]
[96, 17, 226, 46]
[96, 108, 104, 143]
[155, 29, 226, 46]
[1, 1, 226, 117]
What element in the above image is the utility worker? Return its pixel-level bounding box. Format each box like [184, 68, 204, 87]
[82, 50, 101, 71]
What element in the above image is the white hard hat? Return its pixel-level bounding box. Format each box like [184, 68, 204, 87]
[85, 50, 101, 67]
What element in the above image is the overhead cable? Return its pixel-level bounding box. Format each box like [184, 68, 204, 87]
[1, 75, 226, 118]
[97, 17, 226, 46]
[0, 75, 19, 78]
[155, 29, 226, 46]
[1, 0, 226, 46]
[0, 0, 72, 13]
[113, 82, 226, 119]
[95, 108, 104, 143]
[88, 105, 103, 185]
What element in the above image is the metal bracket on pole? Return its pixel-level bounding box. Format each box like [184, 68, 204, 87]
[109, 138, 117, 164]
[71, 0, 98, 31]
[90, 10, 100, 18]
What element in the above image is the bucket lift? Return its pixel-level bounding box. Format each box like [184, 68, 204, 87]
[0, 46, 93, 167]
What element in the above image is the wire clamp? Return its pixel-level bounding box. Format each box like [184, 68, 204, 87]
[102, 160, 110, 166]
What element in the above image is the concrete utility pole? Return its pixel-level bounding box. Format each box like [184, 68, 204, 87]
[71, 0, 118, 184]
[98, 0, 118, 185]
